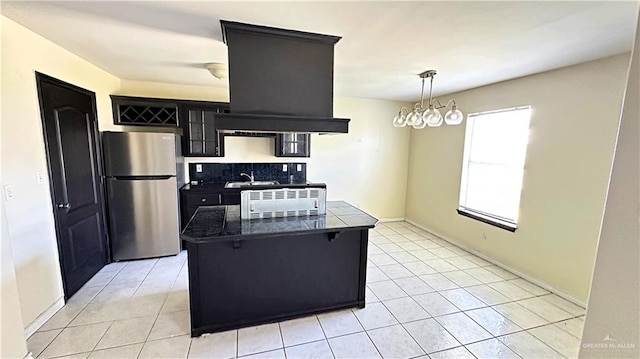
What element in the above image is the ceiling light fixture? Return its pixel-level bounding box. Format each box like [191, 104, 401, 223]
[393, 70, 463, 129]
[206, 63, 228, 80]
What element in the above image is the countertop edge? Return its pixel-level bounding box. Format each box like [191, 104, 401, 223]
[181, 201, 378, 244]
[181, 224, 376, 244]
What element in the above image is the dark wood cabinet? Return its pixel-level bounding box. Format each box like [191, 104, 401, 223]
[185, 228, 368, 335]
[180, 188, 241, 228]
[110, 96, 314, 158]
[179, 102, 229, 157]
[111, 95, 179, 127]
[181, 192, 221, 229]
[275, 133, 311, 157]
[221, 192, 241, 206]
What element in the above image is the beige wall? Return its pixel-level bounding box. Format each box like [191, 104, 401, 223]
[581, 11, 639, 357]
[1, 16, 120, 332]
[405, 54, 630, 303]
[117, 80, 411, 220]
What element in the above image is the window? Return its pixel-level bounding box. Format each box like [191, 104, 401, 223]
[458, 106, 532, 231]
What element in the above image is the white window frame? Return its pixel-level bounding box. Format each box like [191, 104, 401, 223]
[458, 106, 532, 231]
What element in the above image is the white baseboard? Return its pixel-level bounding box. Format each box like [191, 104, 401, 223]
[377, 217, 405, 223]
[404, 218, 586, 308]
[24, 296, 64, 338]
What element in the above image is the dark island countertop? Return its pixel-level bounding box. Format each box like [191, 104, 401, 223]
[181, 201, 378, 243]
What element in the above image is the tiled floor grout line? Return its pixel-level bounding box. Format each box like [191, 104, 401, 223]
[185, 336, 194, 359]
[369, 225, 582, 358]
[314, 315, 337, 359]
[49, 313, 583, 359]
[235, 328, 239, 358]
[233, 224, 582, 358]
[371, 260, 509, 357]
[373, 296, 433, 357]
[375, 229, 502, 359]
[376, 224, 586, 306]
[34, 223, 584, 359]
[32, 329, 64, 359]
[136, 257, 186, 358]
[80, 300, 578, 357]
[91, 258, 180, 358]
[348, 306, 386, 359]
[32, 264, 129, 358]
[370, 231, 585, 313]
[277, 321, 287, 358]
[89, 320, 116, 356]
[177, 252, 195, 359]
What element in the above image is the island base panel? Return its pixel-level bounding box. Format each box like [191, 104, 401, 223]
[187, 229, 369, 336]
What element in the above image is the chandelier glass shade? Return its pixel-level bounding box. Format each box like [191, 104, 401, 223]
[393, 70, 463, 129]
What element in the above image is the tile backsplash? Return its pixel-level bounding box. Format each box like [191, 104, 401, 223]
[188, 162, 307, 185]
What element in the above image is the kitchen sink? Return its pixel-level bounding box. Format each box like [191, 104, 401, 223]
[224, 180, 280, 188]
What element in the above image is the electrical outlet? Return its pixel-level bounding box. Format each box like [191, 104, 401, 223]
[196, 164, 203, 173]
[36, 171, 45, 184]
[297, 164, 302, 172]
[481, 232, 487, 240]
[282, 164, 287, 172]
[3, 185, 14, 201]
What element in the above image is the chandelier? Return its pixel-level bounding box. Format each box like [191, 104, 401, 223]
[393, 70, 463, 129]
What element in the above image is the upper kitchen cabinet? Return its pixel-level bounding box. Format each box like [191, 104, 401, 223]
[111, 95, 179, 127]
[275, 133, 310, 157]
[179, 101, 229, 157]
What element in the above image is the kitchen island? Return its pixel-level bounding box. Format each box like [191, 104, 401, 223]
[181, 201, 377, 336]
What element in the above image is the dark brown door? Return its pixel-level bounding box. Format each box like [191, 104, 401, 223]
[36, 73, 108, 299]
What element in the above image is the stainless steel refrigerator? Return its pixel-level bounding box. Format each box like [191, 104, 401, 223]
[102, 132, 183, 261]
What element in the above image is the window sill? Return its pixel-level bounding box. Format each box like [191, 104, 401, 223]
[457, 208, 517, 232]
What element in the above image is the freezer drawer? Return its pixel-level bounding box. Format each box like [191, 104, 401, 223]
[107, 177, 180, 260]
[103, 132, 177, 176]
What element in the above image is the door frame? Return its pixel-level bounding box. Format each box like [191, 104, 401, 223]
[35, 72, 110, 300]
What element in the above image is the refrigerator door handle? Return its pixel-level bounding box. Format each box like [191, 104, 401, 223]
[112, 175, 174, 181]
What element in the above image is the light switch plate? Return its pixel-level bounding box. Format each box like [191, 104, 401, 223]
[282, 164, 287, 172]
[297, 164, 302, 172]
[36, 171, 45, 184]
[196, 164, 203, 173]
[3, 185, 14, 201]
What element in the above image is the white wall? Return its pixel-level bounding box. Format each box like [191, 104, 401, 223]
[1, 16, 120, 331]
[0, 200, 28, 359]
[117, 80, 412, 220]
[404, 54, 630, 303]
[580, 11, 639, 358]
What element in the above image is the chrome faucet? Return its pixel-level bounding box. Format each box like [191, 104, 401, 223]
[240, 171, 255, 182]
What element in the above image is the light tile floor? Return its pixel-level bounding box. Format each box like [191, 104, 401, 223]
[28, 221, 585, 359]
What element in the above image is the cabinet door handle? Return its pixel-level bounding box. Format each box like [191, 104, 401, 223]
[57, 203, 71, 209]
[201, 198, 207, 202]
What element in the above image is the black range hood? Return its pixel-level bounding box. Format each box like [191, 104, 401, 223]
[215, 21, 349, 134]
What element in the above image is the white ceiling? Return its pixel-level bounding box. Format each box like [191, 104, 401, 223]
[2, 1, 638, 102]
